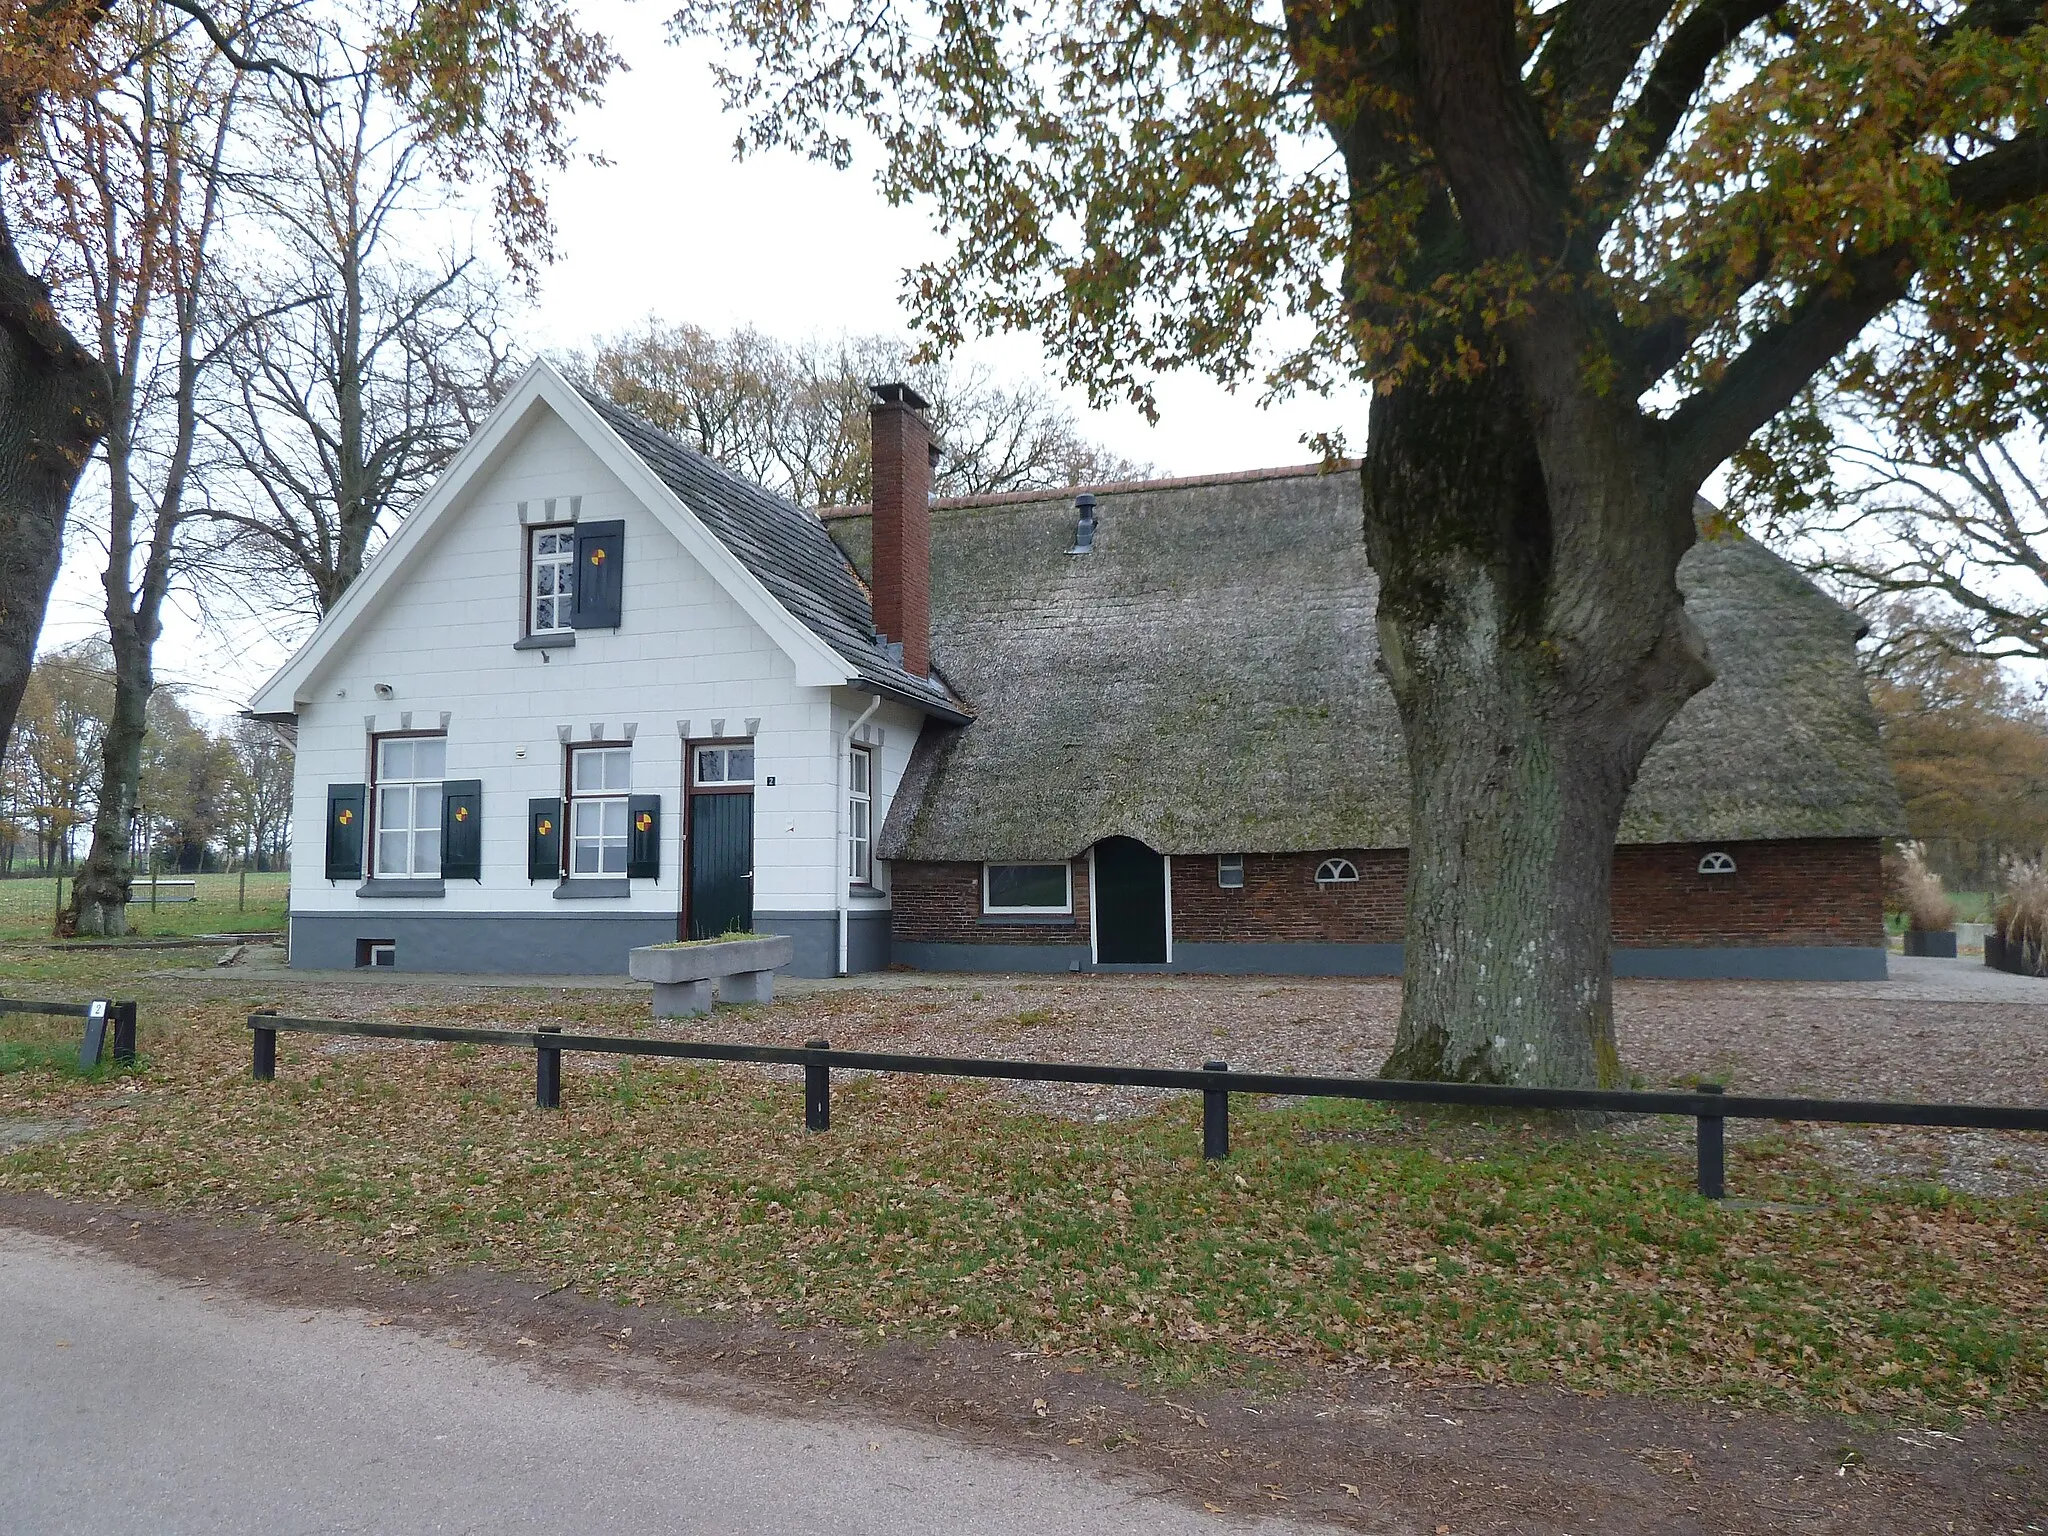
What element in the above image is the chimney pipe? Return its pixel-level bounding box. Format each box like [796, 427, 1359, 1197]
[1069, 492, 1097, 554]
[869, 382, 933, 677]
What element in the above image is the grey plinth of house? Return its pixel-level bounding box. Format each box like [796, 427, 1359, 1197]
[628, 936, 795, 1017]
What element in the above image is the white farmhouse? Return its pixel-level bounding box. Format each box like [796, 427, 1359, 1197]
[250, 362, 966, 975]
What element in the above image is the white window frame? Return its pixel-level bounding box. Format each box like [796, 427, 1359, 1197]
[529, 526, 576, 636]
[1217, 854, 1245, 889]
[568, 745, 631, 878]
[1698, 850, 1737, 875]
[847, 746, 873, 885]
[694, 743, 756, 787]
[1314, 857, 1360, 885]
[372, 735, 446, 879]
[982, 862, 1073, 915]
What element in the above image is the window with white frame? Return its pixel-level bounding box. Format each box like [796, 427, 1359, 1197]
[1314, 857, 1359, 885]
[568, 745, 630, 875]
[694, 744, 755, 786]
[848, 746, 873, 884]
[374, 735, 446, 877]
[983, 862, 1072, 914]
[529, 527, 576, 634]
[1217, 854, 1245, 889]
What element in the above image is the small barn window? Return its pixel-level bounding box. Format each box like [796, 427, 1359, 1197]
[1314, 858, 1359, 885]
[1217, 854, 1244, 889]
[1697, 850, 1737, 875]
[984, 863, 1072, 914]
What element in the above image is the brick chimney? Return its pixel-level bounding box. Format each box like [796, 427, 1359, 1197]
[868, 382, 934, 677]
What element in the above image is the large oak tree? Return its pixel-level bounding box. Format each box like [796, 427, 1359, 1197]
[675, 0, 2048, 1084]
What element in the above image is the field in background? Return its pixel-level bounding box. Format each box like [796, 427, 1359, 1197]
[0, 873, 287, 942]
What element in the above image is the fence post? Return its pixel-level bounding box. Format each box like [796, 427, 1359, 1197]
[78, 1001, 109, 1071]
[536, 1025, 562, 1110]
[1202, 1060, 1230, 1160]
[112, 1001, 137, 1066]
[804, 1038, 830, 1132]
[251, 1009, 277, 1081]
[1695, 1082, 1726, 1200]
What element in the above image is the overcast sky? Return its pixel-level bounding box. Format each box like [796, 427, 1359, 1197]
[38, 0, 1372, 719]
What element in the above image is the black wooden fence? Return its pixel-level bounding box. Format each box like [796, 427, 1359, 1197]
[1, 997, 136, 1070]
[245, 1011, 2048, 1202]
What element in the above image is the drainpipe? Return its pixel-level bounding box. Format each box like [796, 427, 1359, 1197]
[838, 691, 884, 976]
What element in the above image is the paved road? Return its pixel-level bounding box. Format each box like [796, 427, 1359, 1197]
[0, 1229, 1322, 1535]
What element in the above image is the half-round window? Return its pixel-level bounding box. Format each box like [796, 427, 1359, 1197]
[1697, 851, 1737, 875]
[1315, 858, 1359, 885]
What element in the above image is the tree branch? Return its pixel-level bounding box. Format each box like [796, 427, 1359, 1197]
[1530, 0, 1676, 177]
[1587, 0, 1780, 231]
[159, 0, 325, 84]
[1665, 130, 2048, 482]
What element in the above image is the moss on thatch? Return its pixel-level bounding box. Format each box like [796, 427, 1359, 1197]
[825, 467, 1903, 862]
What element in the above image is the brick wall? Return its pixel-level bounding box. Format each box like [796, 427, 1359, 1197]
[1171, 851, 1405, 943]
[1610, 838, 1885, 947]
[891, 857, 1091, 945]
[890, 839, 1884, 951]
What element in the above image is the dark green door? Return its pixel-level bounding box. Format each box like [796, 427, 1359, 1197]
[689, 793, 754, 938]
[1094, 836, 1167, 963]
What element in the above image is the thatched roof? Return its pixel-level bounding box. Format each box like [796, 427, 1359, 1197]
[825, 466, 1902, 862]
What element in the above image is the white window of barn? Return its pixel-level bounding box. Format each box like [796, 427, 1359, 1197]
[848, 746, 873, 885]
[1217, 854, 1245, 888]
[1314, 857, 1359, 885]
[569, 745, 631, 876]
[374, 735, 446, 878]
[984, 862, 1072, 915]
[529, 527, 576, 634]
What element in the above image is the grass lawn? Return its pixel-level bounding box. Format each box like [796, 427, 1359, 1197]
[1, 956, 2041, 1425]
[0, 873, 288, 943]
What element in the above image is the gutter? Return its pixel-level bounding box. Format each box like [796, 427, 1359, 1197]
[852, 667, 973, 726]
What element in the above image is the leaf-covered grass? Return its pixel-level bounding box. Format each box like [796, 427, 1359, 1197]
[0, 873, 287, 942]
[2, 981, 2041, 1422]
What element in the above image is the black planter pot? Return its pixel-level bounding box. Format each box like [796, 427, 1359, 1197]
[1904, 928, 1958, 958]
[1985, 932, 2007, 970]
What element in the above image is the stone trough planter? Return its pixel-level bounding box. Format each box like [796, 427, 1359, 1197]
[628, 935, 794, 1018]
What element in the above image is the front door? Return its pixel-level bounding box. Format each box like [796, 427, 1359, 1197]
[1093, 836, 1168, 964]
[689, 792, 754, 938]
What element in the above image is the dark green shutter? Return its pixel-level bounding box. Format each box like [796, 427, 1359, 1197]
[442, 780, 483, 881]
[527, 797, 563, 882]
[570, 520, 624, 629]
[626, 793, 660, 879]
[325, 783, 365, 881]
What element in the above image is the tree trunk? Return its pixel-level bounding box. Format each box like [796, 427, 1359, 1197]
[65, 628, 150, 937]
[1365, 366, 1714, 1087]
[0, 218, 108, 765]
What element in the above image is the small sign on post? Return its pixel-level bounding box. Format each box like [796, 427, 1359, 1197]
[77, 1000, 109, 1071]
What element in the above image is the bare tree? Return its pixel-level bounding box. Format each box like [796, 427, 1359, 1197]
[1747, 415, 2048, 667]
[203, 37, 516, 620]
[18, 0, 255, 935]
[1, 640, 113, 873]
[224, 713, 292, 869]
[577, 320, 1150, 506]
